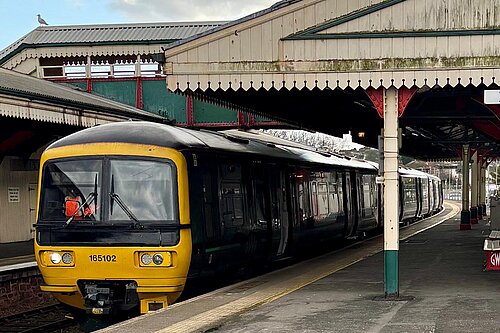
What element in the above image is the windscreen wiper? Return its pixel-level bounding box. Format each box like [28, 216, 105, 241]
[66, 174, 98, 225]
[110, 175, 142, 228]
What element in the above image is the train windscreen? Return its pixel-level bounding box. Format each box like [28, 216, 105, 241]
[39, 159, 102, 222]
[109, 159, 176, 222]
[39, 157, 178, 225]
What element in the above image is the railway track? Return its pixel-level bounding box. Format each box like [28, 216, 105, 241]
[0, 304, 77, 333]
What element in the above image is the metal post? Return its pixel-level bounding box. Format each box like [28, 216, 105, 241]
[470, 151, 478, 224]
[460, 145, 471, 229]
[480, 164, 486, 218]
[383, 87, 399, 297]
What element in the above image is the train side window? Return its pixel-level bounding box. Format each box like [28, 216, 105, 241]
[317, 182, 329, 217]
[293, 170, 311, 225]
[362, 174, 376, 216]
[336, 173, 344, 213]
[297, 182, 305, 224]
[311, 181, 318, 217]
[402, 177, 417, 203]
[322, 171, 343, 219]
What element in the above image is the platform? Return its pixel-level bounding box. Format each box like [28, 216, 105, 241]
[98, 201, 499, 333]
[0, 239, 36, 272]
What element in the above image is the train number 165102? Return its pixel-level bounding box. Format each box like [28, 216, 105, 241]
[89, 254, 117, 262]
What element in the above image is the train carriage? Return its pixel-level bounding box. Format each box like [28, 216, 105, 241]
[34, 121, 442, 316]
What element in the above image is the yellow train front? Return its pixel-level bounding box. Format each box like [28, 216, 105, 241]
[34, 124, 192, 315]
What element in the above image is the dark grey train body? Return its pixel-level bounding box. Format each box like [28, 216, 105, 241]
[39, 121, 443, 314]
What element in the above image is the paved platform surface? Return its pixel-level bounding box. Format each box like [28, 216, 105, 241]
[0, 239, 35, 270]
[100, 201, 500, 333]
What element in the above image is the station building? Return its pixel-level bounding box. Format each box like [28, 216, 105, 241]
[0, 21, 243, 244]
[0, 21, 278, 128]
[0, 67, 165, 243]
[1, 0, 498, 252]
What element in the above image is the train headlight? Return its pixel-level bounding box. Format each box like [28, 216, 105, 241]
[141, 253, 153, 265]
[50, 252, 62, 264]
[41, 251, 75, 267]
[62, 253, 73, 264]
[138, 252, 172, 267]
[152, 253, 164, 265]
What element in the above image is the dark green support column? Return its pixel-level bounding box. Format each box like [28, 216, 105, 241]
[384, 250, 399, 297]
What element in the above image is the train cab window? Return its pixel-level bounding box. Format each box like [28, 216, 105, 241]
[109, 159, 177, 222]
[39, 159, 102, 222]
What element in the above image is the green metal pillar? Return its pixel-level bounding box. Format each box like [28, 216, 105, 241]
[383, 87, 400, 298]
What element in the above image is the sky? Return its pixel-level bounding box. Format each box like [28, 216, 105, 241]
[0, 0, 278, 50]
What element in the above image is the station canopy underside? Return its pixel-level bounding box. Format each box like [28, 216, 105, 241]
[177, 79, 500, 162]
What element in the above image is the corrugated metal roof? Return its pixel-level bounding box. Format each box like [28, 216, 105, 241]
[0, 67, 164, 121]
[0, 21, 226, 62]
[166, 0, 299, 50]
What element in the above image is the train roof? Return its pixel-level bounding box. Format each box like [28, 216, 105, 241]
[399, 167, 429, 178]
[47, 121, 377, 171]
[399, 167, 440, 181]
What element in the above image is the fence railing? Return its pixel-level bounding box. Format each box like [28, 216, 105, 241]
[40, 60, 162, 79]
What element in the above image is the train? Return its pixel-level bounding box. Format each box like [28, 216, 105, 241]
[33, 121, 443, 316]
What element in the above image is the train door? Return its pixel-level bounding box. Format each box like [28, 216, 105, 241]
[416, 178, 422, 218]
[377, 182, 383, 228]
[253, 164, 289, 259]
[276, 170, 289, 256]
[398, 177, 405, 222]
[358, 173, 377, 231]
[421, 178, 430, 216]
[266, 167, 288, 258]
[428, 180, 435, 212]
[185, 154, 221, 277]
[343, 171, 357, 237]
[201, 170, 220, 243]
[219, 162, 246, 262]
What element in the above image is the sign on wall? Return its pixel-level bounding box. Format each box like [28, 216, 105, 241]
[8, 187, 20, 203]
[484, 90, 500, 105]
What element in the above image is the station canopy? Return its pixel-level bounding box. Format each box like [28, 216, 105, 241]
[163, 0, 500, 161]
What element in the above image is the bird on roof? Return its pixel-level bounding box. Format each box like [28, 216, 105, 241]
[37, 14, 48, 26]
